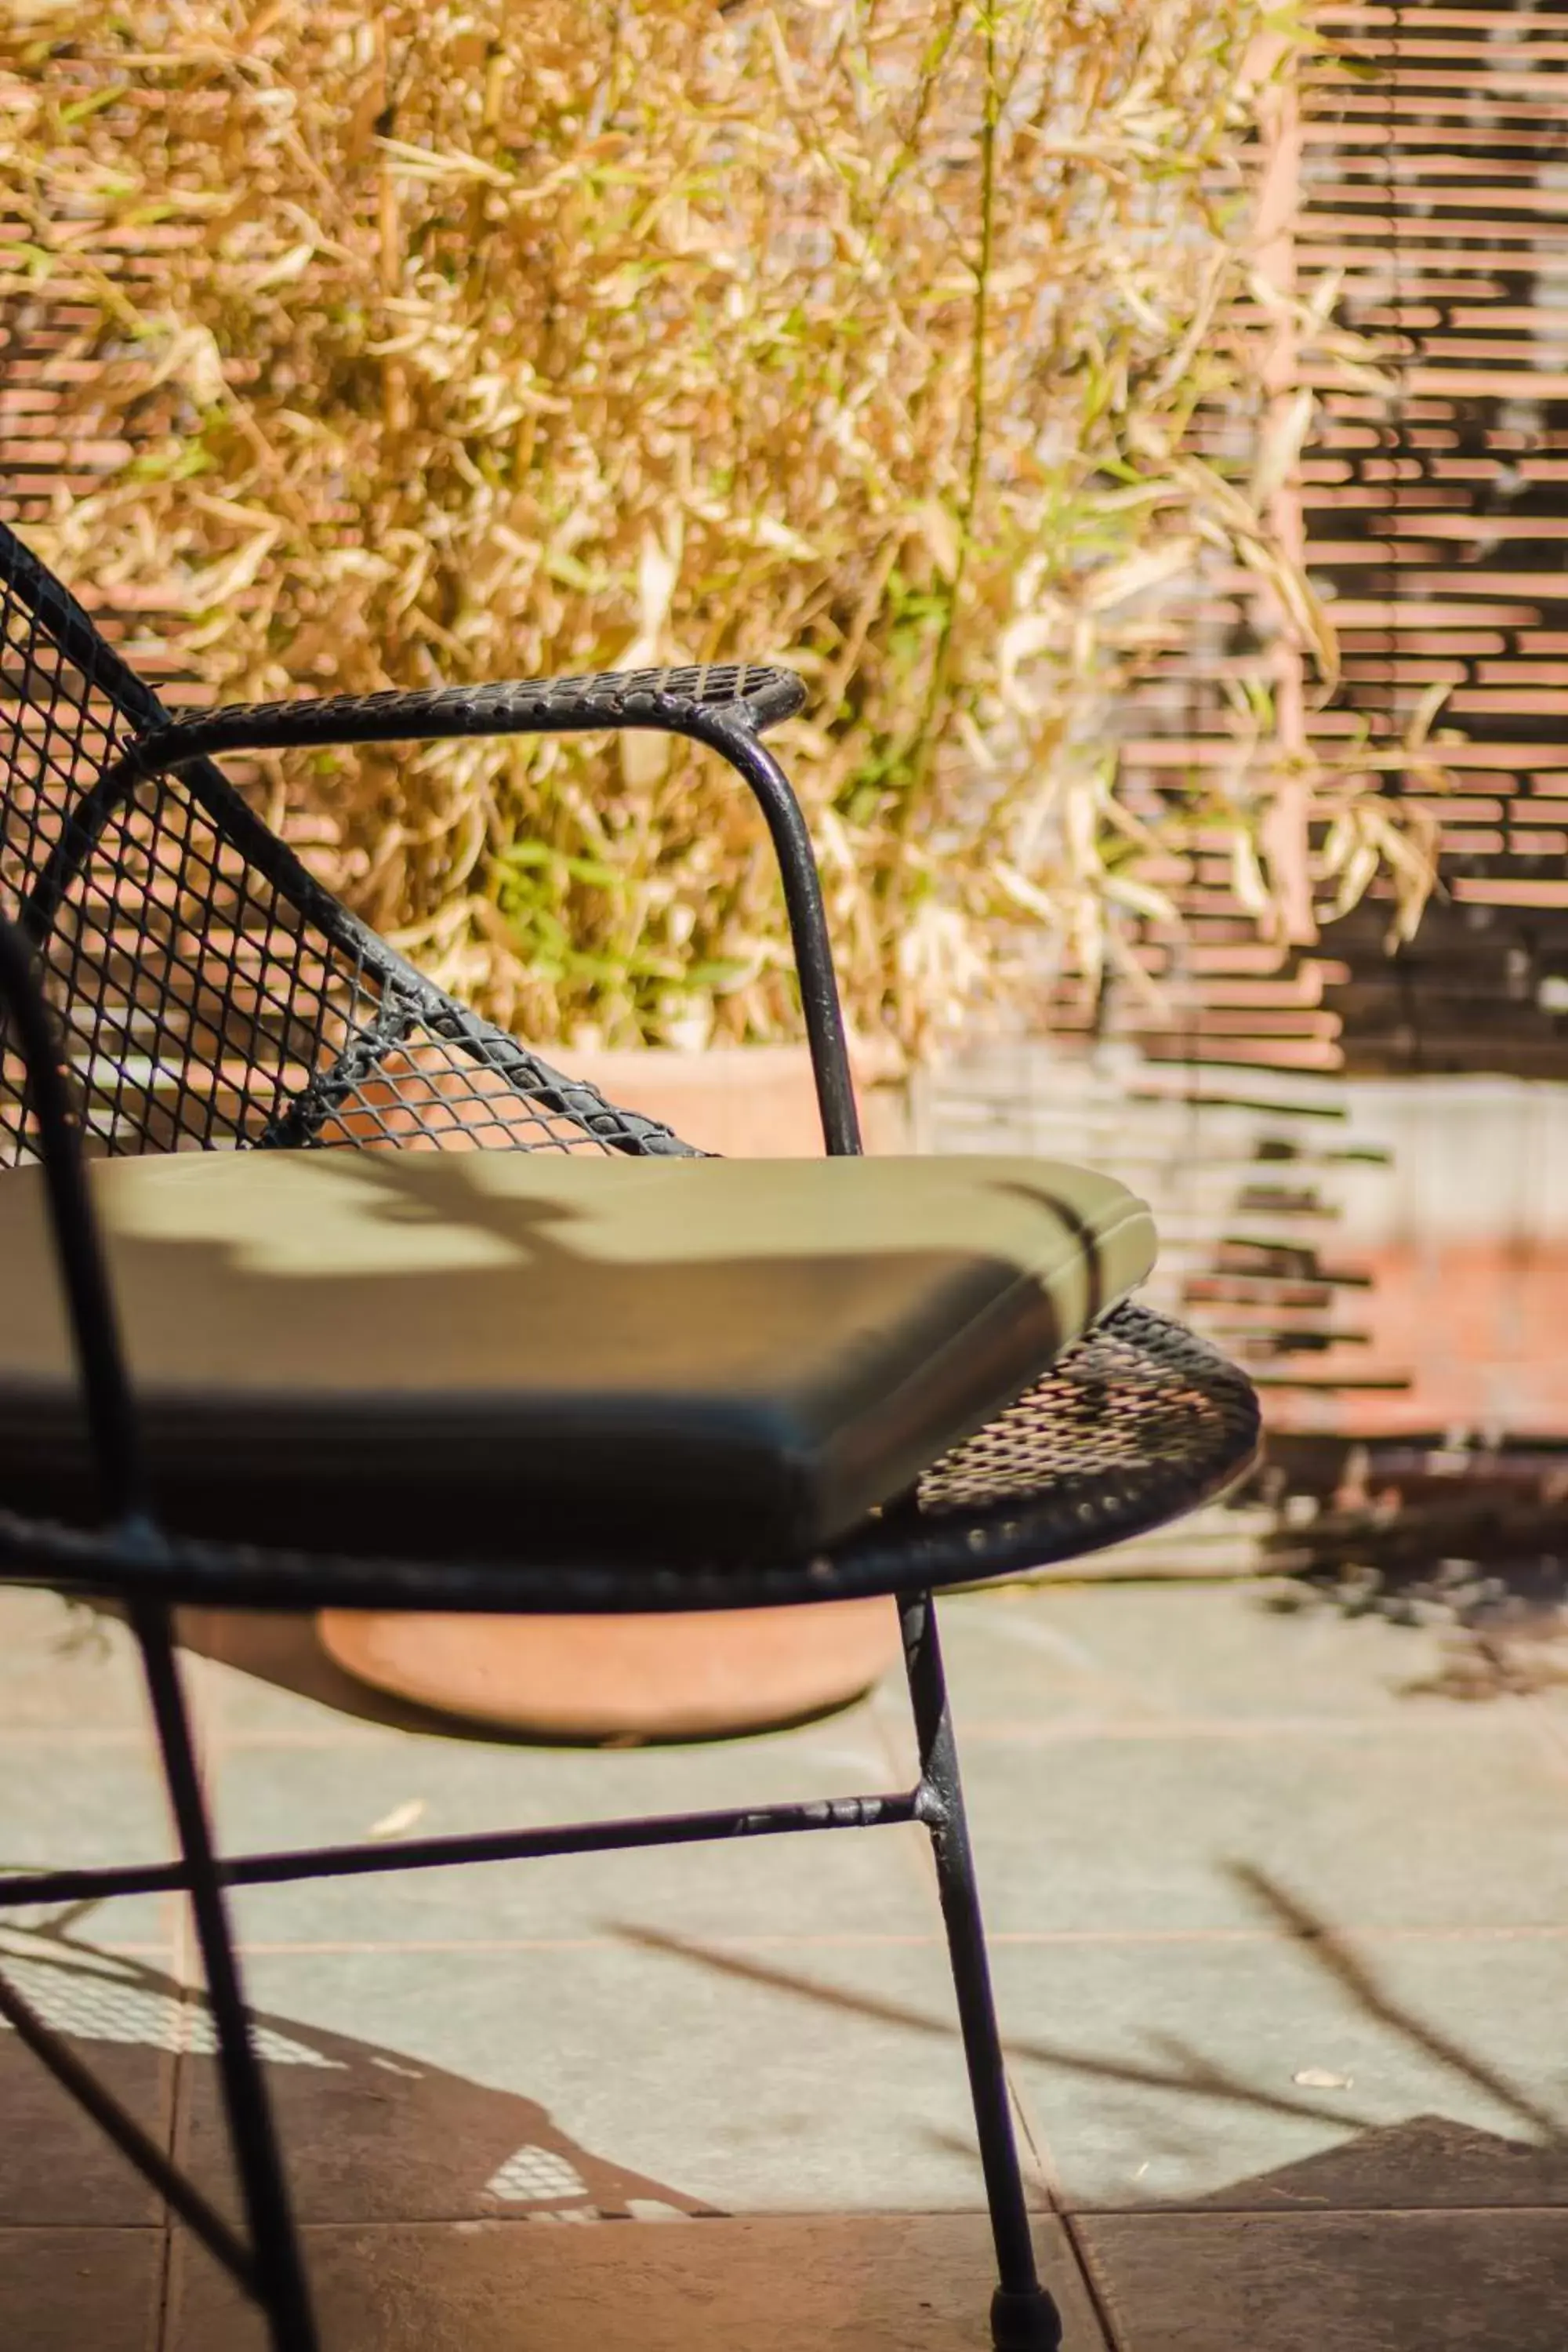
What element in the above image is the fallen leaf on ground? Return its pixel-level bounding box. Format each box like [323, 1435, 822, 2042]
[368, 1798, 426, 1839]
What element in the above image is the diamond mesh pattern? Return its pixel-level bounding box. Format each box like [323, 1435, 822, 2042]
[0, 529, 688, 1166]
[36, 775, 372, 1156]
[160, 661, 806, 753]
[916, 1300, 1232, 1517]
[310, 1023, 642, 1153]
[857, 1298, 1261, 1583]
[0, 1951, 339, 2070]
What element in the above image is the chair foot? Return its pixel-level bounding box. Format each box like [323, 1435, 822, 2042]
[991, 2281, 1064, 2351]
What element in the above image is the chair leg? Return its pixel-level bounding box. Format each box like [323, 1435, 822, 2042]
[131, 1604, 320, 2352]
[900, 1592, 1062, 2352]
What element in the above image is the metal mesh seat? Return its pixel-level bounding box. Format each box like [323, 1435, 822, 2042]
[0, 517, 1259, 2352]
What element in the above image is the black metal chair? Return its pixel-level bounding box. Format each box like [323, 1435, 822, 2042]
[0, 518, 1259, 2352]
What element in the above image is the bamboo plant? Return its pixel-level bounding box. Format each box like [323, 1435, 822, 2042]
[0, 0, 1424, 1058]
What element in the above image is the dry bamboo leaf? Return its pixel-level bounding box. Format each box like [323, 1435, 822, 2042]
[1250, 387, 1316, 514]
[1082, 539, 1202, 615]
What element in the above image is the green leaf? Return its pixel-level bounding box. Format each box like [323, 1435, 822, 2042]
[60, 84, 130, 125]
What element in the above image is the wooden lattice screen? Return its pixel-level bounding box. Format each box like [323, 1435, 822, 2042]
[1018, 0, 1568, 1417]
[1308, 0, 1568, 1076]
[1073, 0, 1568, 1088]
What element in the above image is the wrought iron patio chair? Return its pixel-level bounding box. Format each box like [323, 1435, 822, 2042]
[0, 517, 1260, 2352]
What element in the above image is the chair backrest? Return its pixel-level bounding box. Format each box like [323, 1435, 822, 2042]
[0, 524, 684, 1166]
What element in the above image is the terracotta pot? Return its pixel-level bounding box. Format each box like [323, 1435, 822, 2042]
[555, 1041, 909, 1158]
[315, 1040, 909, 1158]
[318, 1044, 908, 1737]
[318, 1599, 902, 1742]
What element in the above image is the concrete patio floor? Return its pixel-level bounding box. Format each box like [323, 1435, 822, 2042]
[2, 1574, 1566, 2350]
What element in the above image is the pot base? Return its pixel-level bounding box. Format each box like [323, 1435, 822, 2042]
[318, 1599, 903, 1742]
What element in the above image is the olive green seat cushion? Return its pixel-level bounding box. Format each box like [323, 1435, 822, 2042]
[0, 1149, 1155, 1563]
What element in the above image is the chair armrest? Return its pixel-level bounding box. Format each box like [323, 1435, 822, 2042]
[135, 662, 806, 768]
[92, 659, 862, 1157]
